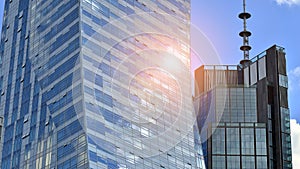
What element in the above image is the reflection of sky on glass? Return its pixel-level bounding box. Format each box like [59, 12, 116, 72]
[0, 1, 4, 33]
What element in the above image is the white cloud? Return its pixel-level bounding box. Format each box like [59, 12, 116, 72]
[290, 66, 300, 77]
[276, 0, 300, 5]
[291, 119, 300, 168]
[288, 66, 300, 90]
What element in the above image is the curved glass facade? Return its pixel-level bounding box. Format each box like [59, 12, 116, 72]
[0, 0, 204, 169]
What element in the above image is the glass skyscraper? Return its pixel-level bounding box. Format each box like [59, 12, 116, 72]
[0, 0, 204, 169]
[195, 45, 292, 169]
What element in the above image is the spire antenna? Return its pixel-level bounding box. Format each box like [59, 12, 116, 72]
[239, 0, 252, 67]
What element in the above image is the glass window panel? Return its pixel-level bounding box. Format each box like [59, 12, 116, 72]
[258, 57, 266, 80]
[242, 156, 255, 169]
[256, 156, 267, 169]
[226, 128, 240, 155]
[250, 63, 257, 85]
[227, 156, 240, 169]
[256, 128, 267, 155]
[212, 128, 225, 155]
[280, 107, 291, 133]
[241, 128, 254, 155]
[212, 156, 225, 169]
[279, 74, 288, 88]
[244, 67, 249, 86]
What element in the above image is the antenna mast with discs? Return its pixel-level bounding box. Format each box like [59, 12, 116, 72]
[239, 0, 252, 67]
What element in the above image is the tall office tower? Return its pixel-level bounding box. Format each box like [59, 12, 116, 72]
[0, 116, 3, 163]
[0, 0, 204, 169]
[195, 45, 292, 169]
